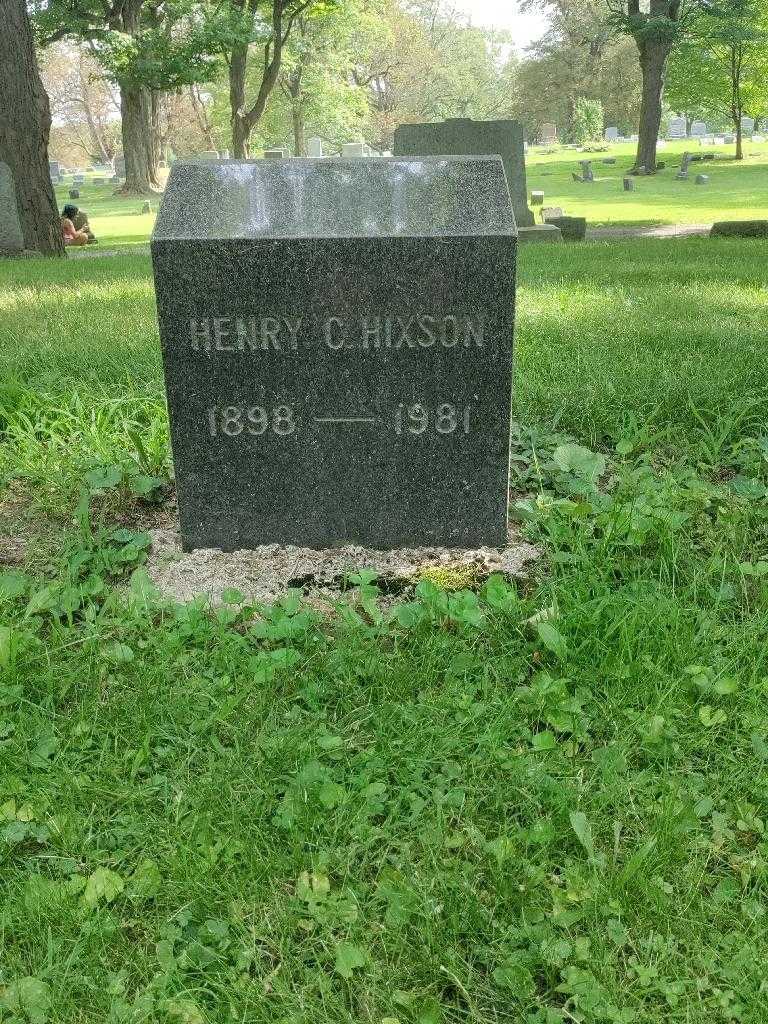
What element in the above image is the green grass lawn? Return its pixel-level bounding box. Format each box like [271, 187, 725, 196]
[54, 174, 161, 249]
[51, 140, 768, 248]
[526, 139, 768, 226]
[2, 240, 768, 1022]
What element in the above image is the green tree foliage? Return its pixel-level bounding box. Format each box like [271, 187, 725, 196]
[352, 0, 518, 151]
[667, 0, 768, 158]
[606, 0, 705, 172]
[207, 1, 368, 154]
[571, 96, 604, 142]
[517, 0, 641, 141]
[34, 0, 229, 191]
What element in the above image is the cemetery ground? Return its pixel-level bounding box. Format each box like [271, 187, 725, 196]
[56, 140, 768, 247]
[1, 236, 768, 1023]
[526, 139, 768, 227]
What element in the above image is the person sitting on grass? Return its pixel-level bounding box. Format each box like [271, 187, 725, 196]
[61, 205, 98, 246]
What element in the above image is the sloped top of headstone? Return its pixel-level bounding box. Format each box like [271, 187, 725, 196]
[152, 156, 516, 241]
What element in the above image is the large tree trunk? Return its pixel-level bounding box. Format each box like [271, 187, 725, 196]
[230, 43, 250, 158]
[734, 116, 744, 160]
[0, 0, 65, 255]
[633, 37, 670, 173]
[119, 84, 160, 193]
[291, 102, 305, 157]
[287, 73, 305, 156]
[228, 1, 289, 158]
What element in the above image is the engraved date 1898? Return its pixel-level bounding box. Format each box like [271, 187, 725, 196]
[207, 405, 296, 437]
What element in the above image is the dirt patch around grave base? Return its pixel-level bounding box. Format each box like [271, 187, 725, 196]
[144, 527, 541, 606]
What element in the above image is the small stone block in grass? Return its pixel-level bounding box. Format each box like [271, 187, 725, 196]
[518, 224, 563, 243]
[544, 215, 587, 241]
[710, 220, 768, 238]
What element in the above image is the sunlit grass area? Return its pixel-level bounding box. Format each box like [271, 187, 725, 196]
[54, 175, 159, 248]
[48, 140, 768, 248]
[2, 240, 768, 1022]
[526, 139, 768, 225]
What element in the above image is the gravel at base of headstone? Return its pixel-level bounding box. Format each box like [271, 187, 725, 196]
[143, 527, 541, 606]
[544, 215, 587, 241]
[710, 220, 768, 238]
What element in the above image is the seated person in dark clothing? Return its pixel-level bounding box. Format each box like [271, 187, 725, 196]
[61, 204, 98, 244]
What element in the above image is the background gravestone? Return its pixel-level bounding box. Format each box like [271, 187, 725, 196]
[604, 126, 619, 142]
[393, 118, 535, 228]
[151, 156, 517, 551]
[0, 162, 24, 254]
[341, 141, 371, 157]
[667, 116, 687, 139]
[540, 122, 557, 145]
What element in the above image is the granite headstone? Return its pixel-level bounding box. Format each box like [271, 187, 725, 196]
[604, 127, 619, 142]
[0, 163, 24, 254]
[667, 116, 687, 140]
[151, 157, 517, 551]
[393, 117, 535, 228]
[540, 123, 557, 145]
[307, 137, 324, 158]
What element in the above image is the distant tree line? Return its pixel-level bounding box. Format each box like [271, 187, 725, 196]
[3, 0, 768, 255]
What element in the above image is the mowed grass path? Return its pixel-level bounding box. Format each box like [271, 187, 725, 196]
[1, 241, 768, 1023]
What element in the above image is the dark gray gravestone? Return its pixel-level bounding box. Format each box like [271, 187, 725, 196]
[151, 157, 517, 551]
[393, 118, 535, 228]
[0, 163, 24, 254]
